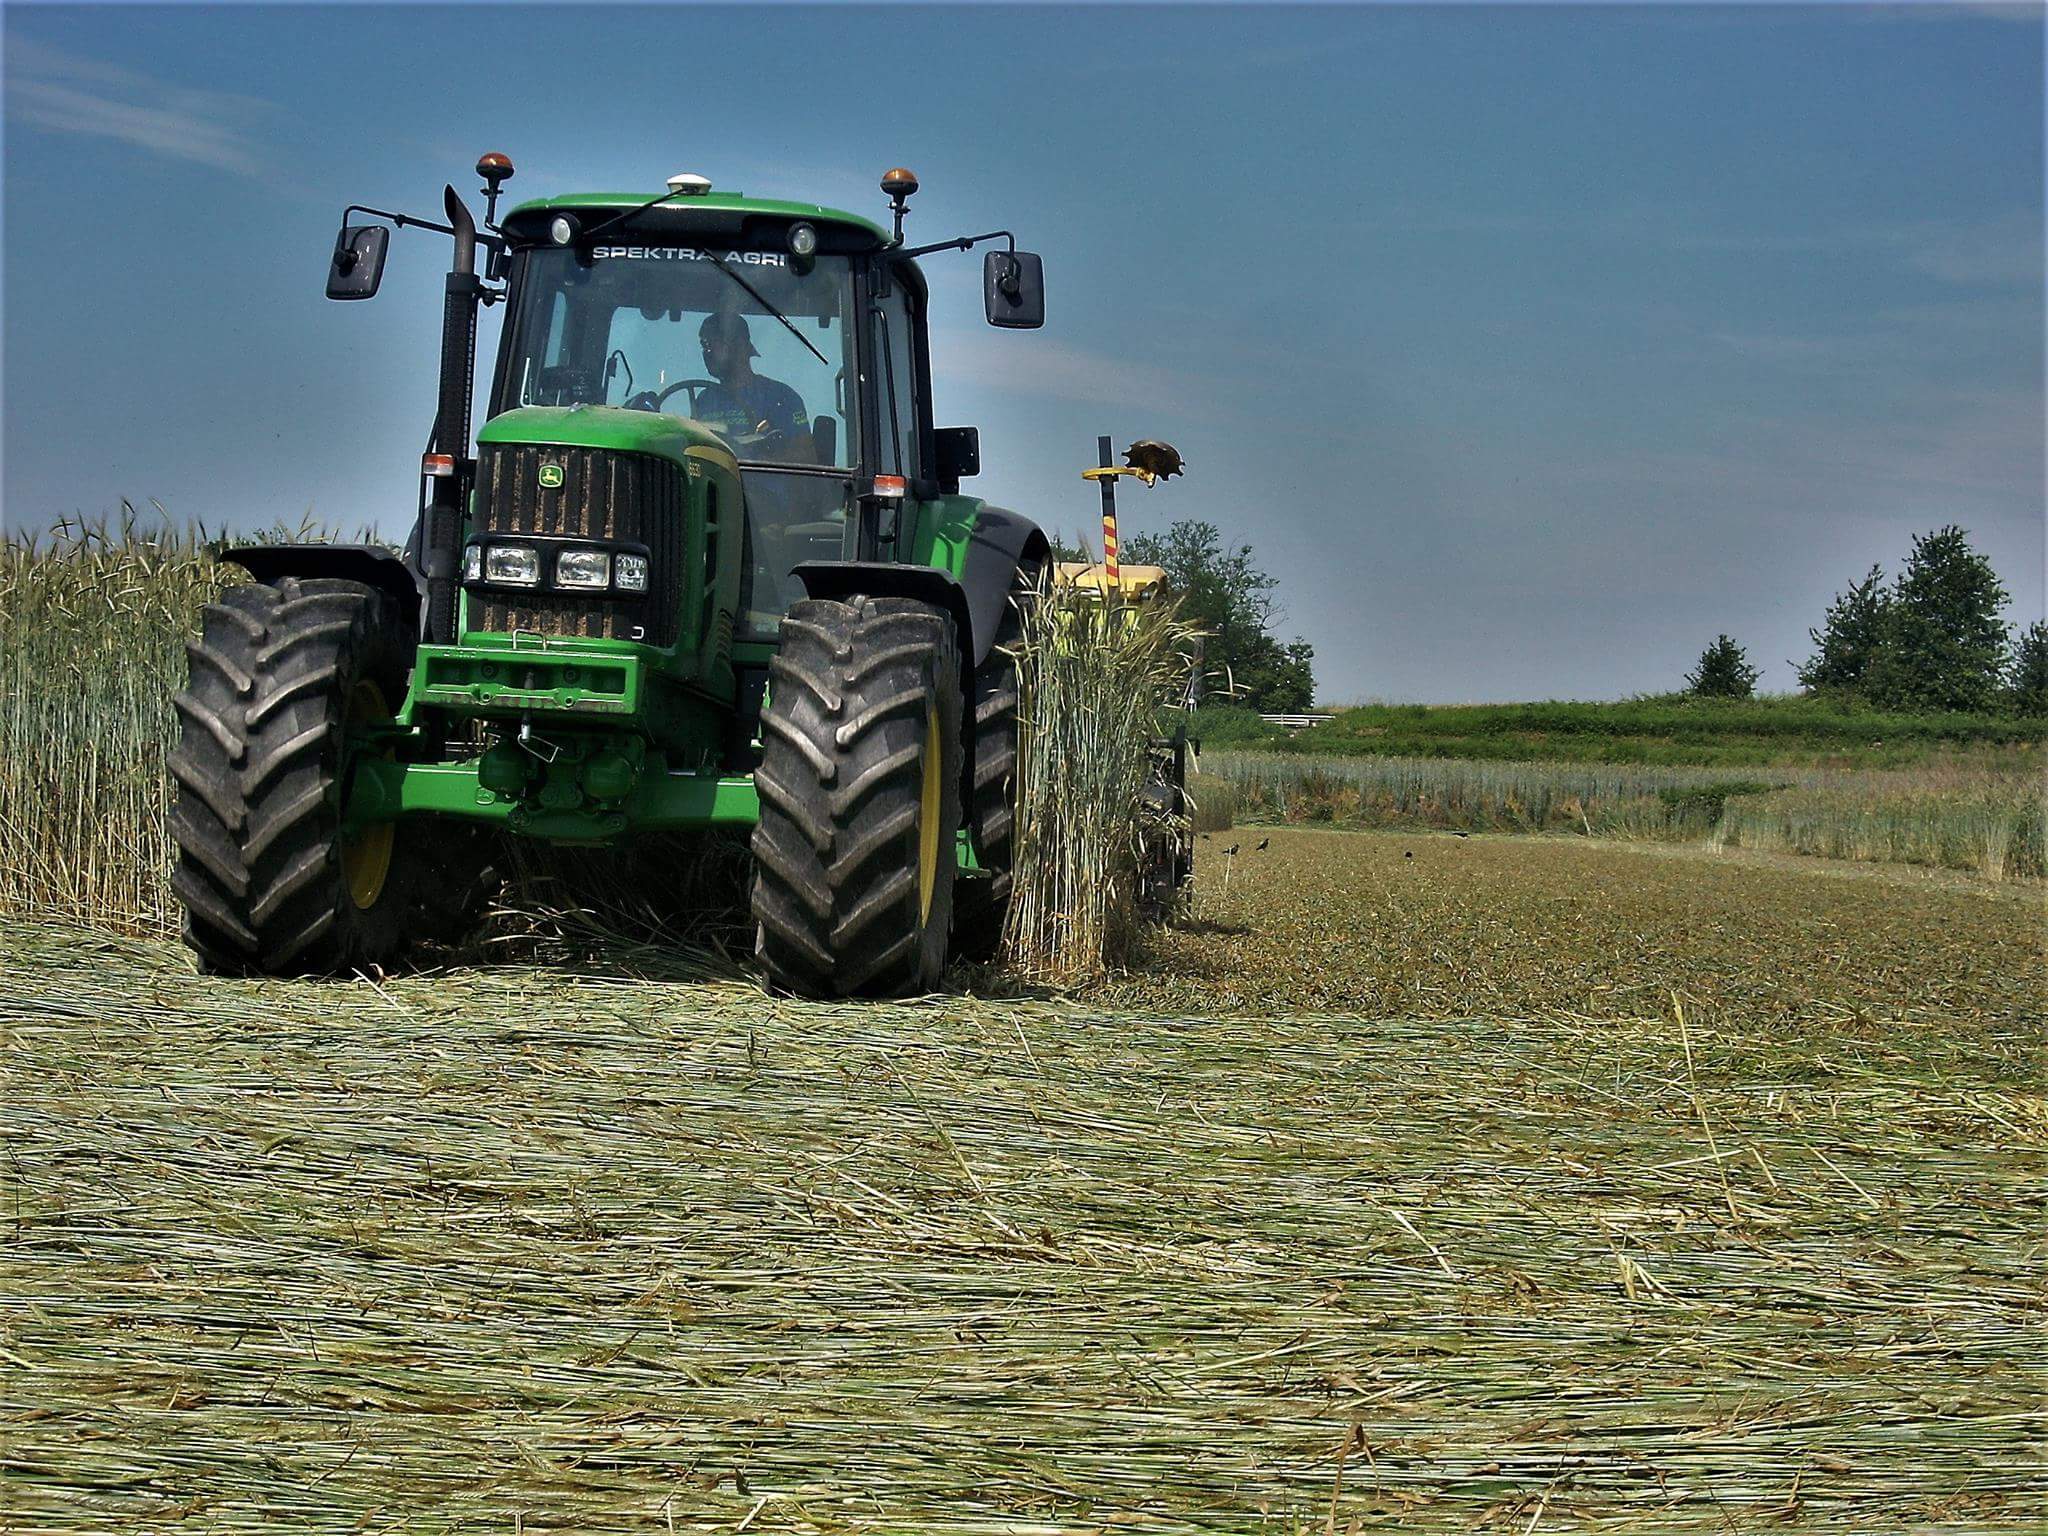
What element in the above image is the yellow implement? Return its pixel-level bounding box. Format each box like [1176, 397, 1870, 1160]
[1052, 561, 1171, 600]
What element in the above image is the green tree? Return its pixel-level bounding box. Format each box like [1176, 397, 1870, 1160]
[1122, 519, 1316, 712]
[1863, 526, 2010, 713]
[1686, 635, 1761, 699]
[2008, 620, 2048, 716]
[1797, 564, 1891, 693]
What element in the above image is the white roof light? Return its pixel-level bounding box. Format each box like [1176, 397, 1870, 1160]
[666, 173, 712, 196]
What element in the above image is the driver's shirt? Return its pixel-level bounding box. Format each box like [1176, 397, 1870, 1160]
[691, 377, 809, 452]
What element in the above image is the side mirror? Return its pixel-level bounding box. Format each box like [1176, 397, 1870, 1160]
[983, 250, 1045, 329]
[327, 224, 390, 300]
[935, 426, 980, 488]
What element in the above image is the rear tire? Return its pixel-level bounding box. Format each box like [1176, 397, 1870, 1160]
[169, 577, 418, 975]
[750, 596, 963, 997]
[952, 595, 1023, 961]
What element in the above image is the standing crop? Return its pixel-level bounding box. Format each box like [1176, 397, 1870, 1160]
[0, 514, 225, 929]
[1003, 582, 1197, 980]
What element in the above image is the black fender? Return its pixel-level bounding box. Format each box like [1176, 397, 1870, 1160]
[793, 511, 1047, 670]
[220, 544, 423, 637]
[959, 506, 1049, 669]
[793, 560, 977, 666]
[793, 503, 1050, 671]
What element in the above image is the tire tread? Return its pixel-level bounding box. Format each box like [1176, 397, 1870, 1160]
[168, 576, 416, 975]
[750, 596, 961, 997]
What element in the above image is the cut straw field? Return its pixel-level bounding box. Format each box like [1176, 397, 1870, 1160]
[1111, 826, 2043, 1027]
[6, 827, 2044, 1532]
[1206, 751, 2045, 884]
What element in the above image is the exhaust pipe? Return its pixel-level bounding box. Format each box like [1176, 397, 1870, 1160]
[422, 185, 481, 645]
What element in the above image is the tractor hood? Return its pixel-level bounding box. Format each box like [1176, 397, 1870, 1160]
[478, 405, 735, 475]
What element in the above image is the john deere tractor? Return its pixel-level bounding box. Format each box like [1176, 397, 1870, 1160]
[169, 155, 1052, 996]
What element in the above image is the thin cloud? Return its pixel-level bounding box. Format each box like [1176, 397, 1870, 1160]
[1861, 3, 2045, 23]
[931, 324, 1194, 409]
[1706, 292, 2039, 374]
[1549, 383, 2044, 507]
[1887, 213, 2043, 287]
[5, 34, 272, 178]
[1366, 198, 2043, 289]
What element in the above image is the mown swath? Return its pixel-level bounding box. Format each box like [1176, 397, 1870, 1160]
[4, 916, 2042, 1532]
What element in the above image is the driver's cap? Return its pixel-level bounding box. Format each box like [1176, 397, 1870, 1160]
[700, 310, 759, 357]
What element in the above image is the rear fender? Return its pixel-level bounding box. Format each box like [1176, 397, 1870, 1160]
[220, 544, 423, 636]
[792, 561, 975, 667]
[958, 507, 1048, 669]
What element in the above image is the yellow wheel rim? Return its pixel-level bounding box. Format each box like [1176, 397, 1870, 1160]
[917, 702, 942, 924]
[340, 681, 395, 911]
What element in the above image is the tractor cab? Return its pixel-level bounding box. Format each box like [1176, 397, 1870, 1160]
[489, 192, 886, 641]
[482, 176, 1042, 647]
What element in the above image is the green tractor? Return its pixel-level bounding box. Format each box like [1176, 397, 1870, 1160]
[170, 155, 1052, 996]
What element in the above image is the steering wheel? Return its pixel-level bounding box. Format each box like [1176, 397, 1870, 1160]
[624, 378, 719, 414]
[655, 378, 718, 414]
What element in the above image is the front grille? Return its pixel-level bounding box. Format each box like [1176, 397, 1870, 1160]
[471, 443, 685, 646]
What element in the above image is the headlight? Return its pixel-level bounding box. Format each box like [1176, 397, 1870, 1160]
[614, 553, 650, 593]
[556, 549, 612, 590]
[484, 544, 541, 586]
[549, 215, 578, 246]
[788, 221, 818, 259]
[461, 544, 482, 582]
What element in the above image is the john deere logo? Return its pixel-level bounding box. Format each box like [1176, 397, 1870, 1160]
[538, 463, 565, 489]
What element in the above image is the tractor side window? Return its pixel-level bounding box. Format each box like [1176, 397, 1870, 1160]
[872, 287, 919, 480]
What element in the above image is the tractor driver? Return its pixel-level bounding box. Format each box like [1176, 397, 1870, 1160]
[693, 310, 811, 460]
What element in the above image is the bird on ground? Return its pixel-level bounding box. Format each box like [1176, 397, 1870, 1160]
[1225, 844, 1240, 857]
[1256, 837, 1270, 851]
[1452, 831, 1469, 838]
[1404, 850, 1413, 859]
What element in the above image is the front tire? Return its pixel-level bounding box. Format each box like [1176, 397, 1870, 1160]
[750, 596, 963, 997]
[169, 577, 417, 975]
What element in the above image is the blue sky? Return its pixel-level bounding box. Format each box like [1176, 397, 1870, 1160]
[4, 3, 2041, 702]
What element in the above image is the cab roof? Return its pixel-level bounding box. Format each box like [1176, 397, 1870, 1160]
[503, 190, 889, 250]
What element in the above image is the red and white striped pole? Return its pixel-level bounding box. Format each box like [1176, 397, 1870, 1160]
[1096, 434, 1120, 586]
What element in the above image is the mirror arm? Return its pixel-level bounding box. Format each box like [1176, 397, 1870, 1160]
[343, 203, 453, 239]
[894, 229, 1015, 262]
[338, 204, 505, 254]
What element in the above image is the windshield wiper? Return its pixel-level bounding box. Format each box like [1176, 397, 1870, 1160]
[579, 188, 693, 245]
[568, 198, 829, 369]
[703, 253, 829, 368]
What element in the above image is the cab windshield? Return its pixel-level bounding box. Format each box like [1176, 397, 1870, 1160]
[496, 243, 859, 638]
[498, 245, 856, 468]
